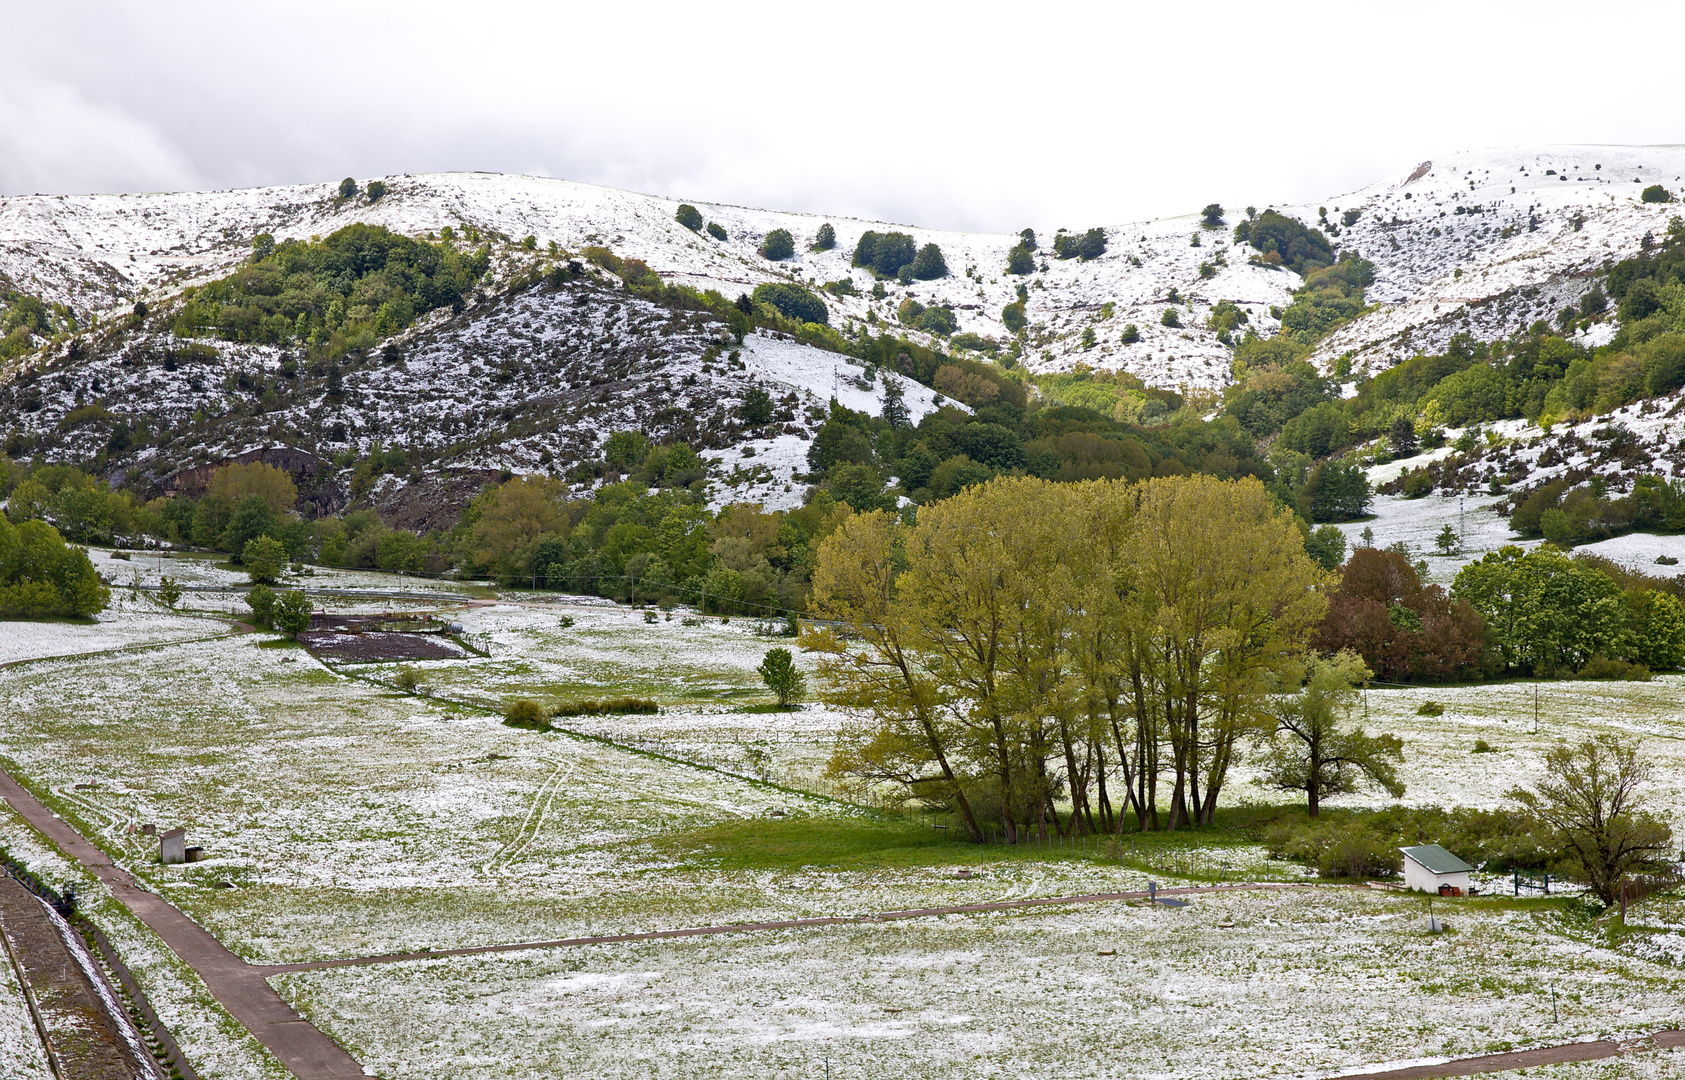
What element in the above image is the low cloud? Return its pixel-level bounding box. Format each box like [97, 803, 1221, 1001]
[0, 75, 200, 196]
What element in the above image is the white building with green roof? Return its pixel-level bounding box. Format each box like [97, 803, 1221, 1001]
[1400, 843, 1474, 895]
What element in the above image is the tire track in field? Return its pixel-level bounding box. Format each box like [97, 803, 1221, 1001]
[480, 757, 574, 875]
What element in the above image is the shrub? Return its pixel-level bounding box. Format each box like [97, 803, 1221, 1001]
[752, 282, 828, 325]
[1577, 654, 1651, 681]
[909, 243, 949, 280]
[156, 575, 181, 609]
[273, 589, 312, 637]
[245, 584, 276, 628]
[675, 204, 704, 231]
[1001, 301, 1027, 333]
[392, 668, 420, 692]
[1120, 323, 1140, 343]
[1005, 245, 1035, 275]
[1053, 228, 1107, 261]
[897, 297, 926, 326]
[738, 386, 775, 425]
[337, 177, 358, 199]
[550, 697, 659, 717]
[1160, 308, 1180, 328]
[1201, 203, 1225, 227]
[758, 647, 806, 708]
[706, 222, 728, 241]
[1641, 184, 1674, 204]
[1416, 701, 1444, 716]
[812, 223, 836, 250]
[852, 231, 917, 277]
[365, 180, 387, 202]
[503, 698, 550, 730]
[1246, 210, 1333, 275]
[1266, 819, 1401, 879]
[919, 306, 958, 336]
[759, 229, 795, 261]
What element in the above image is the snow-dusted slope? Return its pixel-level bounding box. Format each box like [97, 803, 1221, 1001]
[0, 266, 945, 516]
[10, 146, 1678, 396]
[1296, 146, 1685, 373]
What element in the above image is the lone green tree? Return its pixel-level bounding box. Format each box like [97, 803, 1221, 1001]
[909, 243, 948, 280]
[759, 229, 795, 261]
[242, 536, 287, 584]
[1201, 203, 1226, 227]
[338, 177, 358, 199]
[1389, 415, 1418, 457]
[1509, 734, 1674, 906]
[812, 223, 836, 250]
[675, 204, 704, 231]
[1258, 651, 1404, 817]
[156, 575, 182, 609]
[273, 590, 312, 637]
[758, 647, 806, 709]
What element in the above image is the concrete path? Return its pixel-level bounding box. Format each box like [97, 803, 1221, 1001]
[0, 769, 366, 1080]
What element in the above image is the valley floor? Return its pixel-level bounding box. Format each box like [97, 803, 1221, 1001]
[2, 567, 1684, 1078]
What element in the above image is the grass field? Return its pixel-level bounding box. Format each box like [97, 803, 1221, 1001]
[3, 588, 1685, 1078]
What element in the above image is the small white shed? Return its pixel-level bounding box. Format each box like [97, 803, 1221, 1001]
[1400, 844, 1473, 895]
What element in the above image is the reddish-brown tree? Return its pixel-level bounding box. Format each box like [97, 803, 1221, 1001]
[1314, 548, 1487, 681]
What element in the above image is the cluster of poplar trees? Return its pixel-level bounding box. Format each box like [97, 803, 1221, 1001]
[806, 474, 1329, 842]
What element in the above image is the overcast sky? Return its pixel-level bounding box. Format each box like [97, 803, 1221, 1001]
[3, 1, 1682, 233]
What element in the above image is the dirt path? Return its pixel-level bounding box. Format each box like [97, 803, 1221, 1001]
[1340, 1029, 1685, 1077]
[264, 881, 1339, 972]
[0, 769, 366, 1080]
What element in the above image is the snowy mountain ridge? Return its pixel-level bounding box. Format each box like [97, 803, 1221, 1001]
[7, 144, 1684, 392]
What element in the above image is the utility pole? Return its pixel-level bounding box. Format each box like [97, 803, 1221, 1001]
[1458, 496, 1465, 557]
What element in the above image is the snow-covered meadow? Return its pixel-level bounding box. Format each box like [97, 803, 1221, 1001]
[272, 887, 1685, 1080]
[6, 591, 1685, 1078]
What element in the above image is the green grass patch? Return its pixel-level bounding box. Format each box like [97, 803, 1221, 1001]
[657, 805, 1294, 876]
[656, 816, 970, 872]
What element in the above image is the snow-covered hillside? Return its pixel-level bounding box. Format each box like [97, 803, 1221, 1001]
[1300, 146, 1685, 373]
[7, 145, 1681, 395]
[0, 266, 947, 516]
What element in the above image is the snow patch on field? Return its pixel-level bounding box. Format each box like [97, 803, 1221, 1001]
[0, 605, 225, 664]
[271, 888, 1685, 1080]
